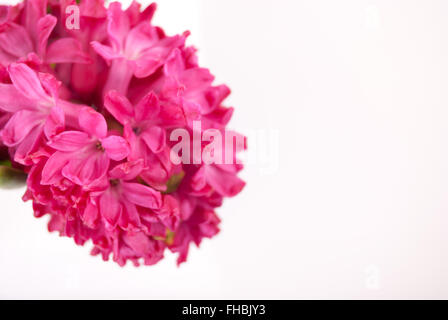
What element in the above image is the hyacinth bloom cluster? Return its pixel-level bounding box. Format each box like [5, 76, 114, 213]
[0, 0, 245, 266]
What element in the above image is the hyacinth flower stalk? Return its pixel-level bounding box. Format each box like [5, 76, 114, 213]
[0, 0, 245, 267]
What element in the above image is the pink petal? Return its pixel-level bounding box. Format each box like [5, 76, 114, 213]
[90, 41, 121, 61]
[38, 73, 61, 99]
[181, 100, 201, 125]
[132, 34, 187, 78]
[157, 195, 180, 230]
[140, 126, 165, 153]
[124, 125, 145, 161]
[181, 68, 214, 92]
[157, 101, 186, 127]
[194, 209, 221, 239]
[169, 224, 190, 265]
[122, 182, 162, 209]
[57, 100, 86, 129]
[190, 166, 207, 191]
[80, 0, 107, 18]
[43, 106, 65, 139]
[99, 189, 122, 228]
[204, 165, 246, 197]
[79, 107, 107, 138]
[138, 148, 173, 189]
[140, 2, 157, 22]
[107, 2, 129, 51]
[46, 38, 92, 64]
[125, 1, 142, 26]
[134, 91, 159, 122]
[122, 231, 152, 256]
[41, 151, 71, 185]
[1, 110, 43, 146]
[104, 90, 134, 124]
[48, 131, 90, 152]
[13, 125, 44, 166]
[119, 201, 141, 230]
[71, 63, 100, 95]
[101, 135, 129, 161]
[0, 112, 10, 130]
[37, 14, 56, 57]
[8, 63, 49, 101]
[0, 23, 33, 58]
[23, 0, 46, 42]
[203, 84, 231, 114]
[0, 84, 35, 112]
[102, 59, 134, 96]
[139, 164, 169, 191]
[0, 6, 12, 26]
[164, 48, 184, 80]
[109, 160, 144, 181]
[62, 152, 109, 186]
[134, 56, 163, 78]
[47, 215, 64, 233]
[124, 22, 157, 57]
[82, 200, 99, 228]
[205, 106, 234, 127]
[0, 49, 17, 65]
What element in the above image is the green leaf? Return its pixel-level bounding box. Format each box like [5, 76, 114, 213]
[0, 166, 27, 189]
[0, 160, 12, 167]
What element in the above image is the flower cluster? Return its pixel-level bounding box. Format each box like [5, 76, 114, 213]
[0, 0, 245, 266]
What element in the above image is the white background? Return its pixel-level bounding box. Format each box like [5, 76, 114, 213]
[1, 0, 448, 299]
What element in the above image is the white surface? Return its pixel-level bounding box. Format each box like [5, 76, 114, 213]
[1, 0, 448, 299]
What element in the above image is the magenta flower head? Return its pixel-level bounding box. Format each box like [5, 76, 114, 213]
[0, 0, 245, 267]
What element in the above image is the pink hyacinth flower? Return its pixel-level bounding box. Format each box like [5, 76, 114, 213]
[169, 207, 220, 265]
[0, 63, 83, 165]
[0, 0, 246, 267]
[0, 0, 90, 66]
[91, 1, 187, 95]
[41, 107, 129, 186]
[105, 90, 166, 154]
[88, 160, 163, 231]
[104, 90, 182, 189]
[163, 49, 231, 117]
